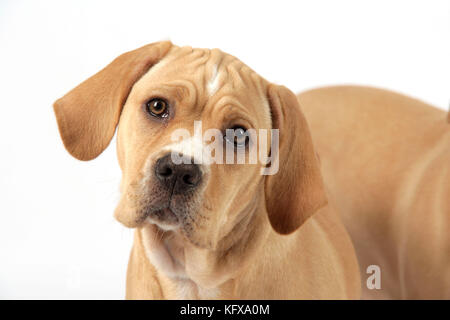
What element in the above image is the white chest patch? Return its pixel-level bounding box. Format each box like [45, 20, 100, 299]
[175, 279, 220, 299]
[141, 224, 188, 279]
[141, 225, 220, 299]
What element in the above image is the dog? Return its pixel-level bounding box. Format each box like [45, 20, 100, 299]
[299, 86, 450, 299]
[53, 41, 361, 299]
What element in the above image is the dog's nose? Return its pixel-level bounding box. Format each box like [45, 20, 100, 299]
[155, 154, 202, 193]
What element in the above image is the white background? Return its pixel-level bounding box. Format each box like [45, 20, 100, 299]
[0, 0, 448, 299]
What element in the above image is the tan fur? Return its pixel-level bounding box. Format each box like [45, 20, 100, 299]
[53, 42, 361, 299]
[299, 86, 450, 299]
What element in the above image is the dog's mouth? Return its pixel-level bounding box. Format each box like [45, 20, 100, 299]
[146, 207, 180, 231]
[143, 188, 199, 231]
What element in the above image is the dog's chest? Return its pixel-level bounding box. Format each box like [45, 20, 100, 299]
[174, 280, 220, 299]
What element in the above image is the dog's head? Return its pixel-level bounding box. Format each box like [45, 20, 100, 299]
[54, 41, 327, 284]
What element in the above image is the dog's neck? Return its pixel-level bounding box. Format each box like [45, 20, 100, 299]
[138, 197, 271, 299]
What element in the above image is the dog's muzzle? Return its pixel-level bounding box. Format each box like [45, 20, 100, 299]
[144, 153, 203, 226]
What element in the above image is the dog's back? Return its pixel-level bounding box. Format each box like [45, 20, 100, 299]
[298, 86, 450, 299]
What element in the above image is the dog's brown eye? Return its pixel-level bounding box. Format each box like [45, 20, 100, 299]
[233, 127, 247, 146]
[225, 126, 249, 148]
[146, 98, 168, 117]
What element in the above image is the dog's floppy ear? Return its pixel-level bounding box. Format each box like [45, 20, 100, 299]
[53, 41, 172, 161]
[265, 84, 327, 234]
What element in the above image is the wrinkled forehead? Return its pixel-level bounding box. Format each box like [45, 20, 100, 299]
[130, 45, 271, 128]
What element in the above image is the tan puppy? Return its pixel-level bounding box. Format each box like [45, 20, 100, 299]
[299, 86, 449, 299]
[53, 42, 360, 299]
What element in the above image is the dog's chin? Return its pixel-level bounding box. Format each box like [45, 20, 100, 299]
[146, 208, 180, 231]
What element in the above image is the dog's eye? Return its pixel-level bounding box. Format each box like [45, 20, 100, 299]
[225, 126, 249, 147]
[146, 98, 169, 118]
